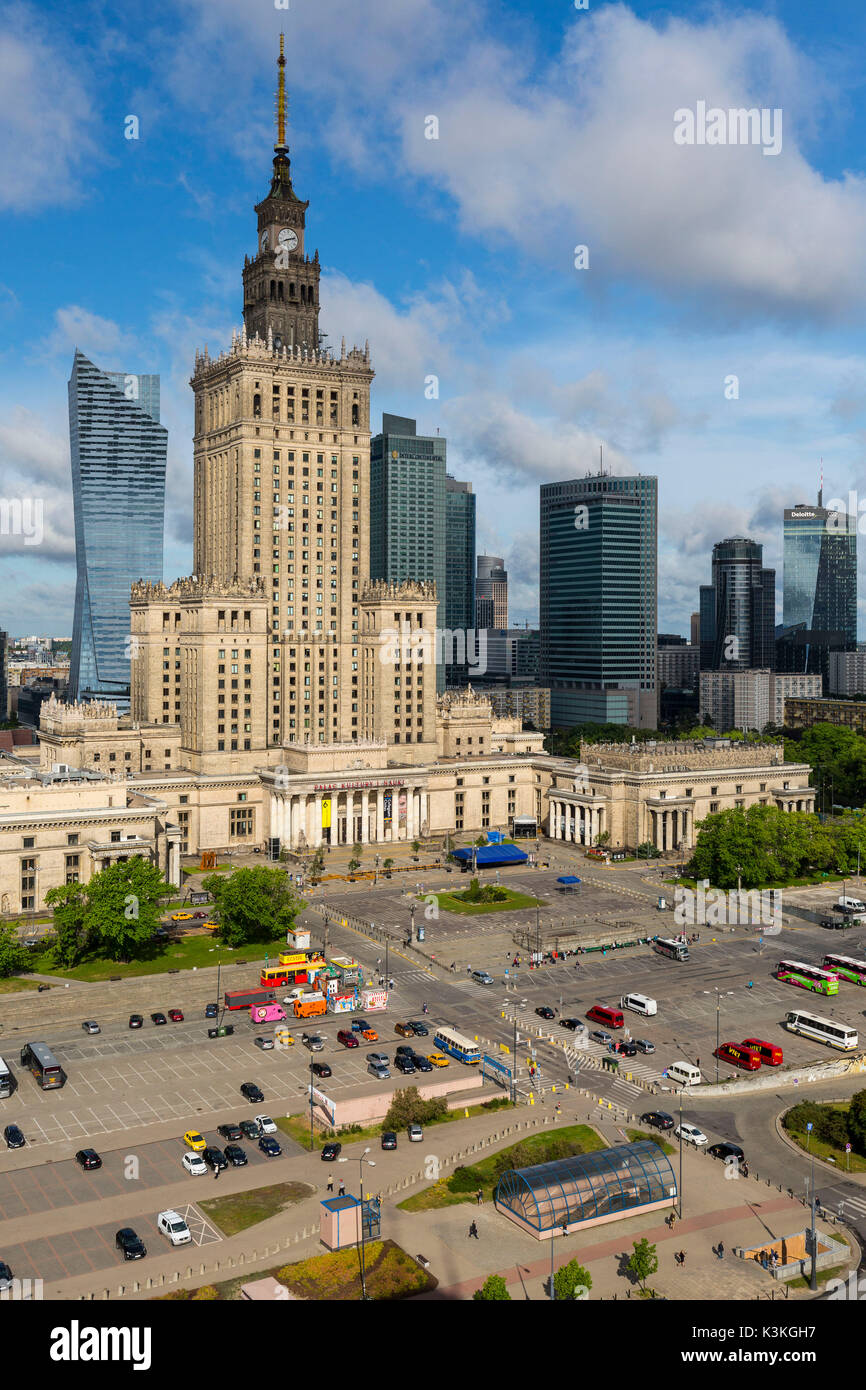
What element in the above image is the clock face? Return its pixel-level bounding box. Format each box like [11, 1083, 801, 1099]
[260, 230, 269, 251]
[278, 228, 298, 250]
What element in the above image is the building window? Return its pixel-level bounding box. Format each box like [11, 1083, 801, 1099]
[67, 833, 79, 845]
[23, 836, 35, 849]
[230, 807, 255, 838]
[710, 801, 720, 813]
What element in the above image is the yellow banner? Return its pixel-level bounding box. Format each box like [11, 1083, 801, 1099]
[321, 797, 331, 829]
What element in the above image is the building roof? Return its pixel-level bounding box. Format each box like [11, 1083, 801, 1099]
[495, 1140, 676, 1232]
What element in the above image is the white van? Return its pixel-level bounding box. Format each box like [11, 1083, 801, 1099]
[838, 897, 866, 913]
[621, 993, 657, 1017]
[667, 1061, 701, 1087]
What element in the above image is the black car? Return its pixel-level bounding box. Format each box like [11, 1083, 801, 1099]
[115, 1228, 147, 1260]
[224, 1144, 248, 1166]
[3, 1125, 25, 1150]
[128, 1014, 143, 1029]
[0, 1262, 12, 1293]
[240, 1082, 264, 1103]
[205, 1003, 219, 1018]
[395, 1045, 415, 1057]
[217, 1123, 243, 1142]
[381, 1131, 398, 1150]
[560, 1018, 583, 1030]
[411, 1053, 433, 1072]
[394, 1055, 416, 1075]
[708, 1141, 745, 1163]
[75, 1148, 102, 1170]
[321, 1142, 342, 1161]
[311, 1062, 332, 1079]
[406, 1021, 429, 1036]
[615, 1041, 638, 1058]
[258, 1135, 282, 1157]
[535, 1006, 555, 1020]
[640, 1111, 675, 1132]
[202, 1146, 228, 1172]
[238, 1120, 261, 1140]
[151, 1012, 167, 1026]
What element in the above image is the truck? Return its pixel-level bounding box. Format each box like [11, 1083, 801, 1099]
[293, 994, 327, 1019]
[250, 1002, 287, 1023]
[224, 988, 278, 1011]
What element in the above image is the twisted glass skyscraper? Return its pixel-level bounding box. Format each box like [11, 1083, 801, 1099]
[69, 350, 167, 706]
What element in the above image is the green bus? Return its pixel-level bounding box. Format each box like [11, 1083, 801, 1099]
[775, 960, 838, 996]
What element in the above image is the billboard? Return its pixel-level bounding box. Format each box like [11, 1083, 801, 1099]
[309, 1084, 336, 1124]
[328, 991, 356, 1014]
[361, 987, 389, 1012]
[383, 792, 392, 824]
[321, 797, 332, 830]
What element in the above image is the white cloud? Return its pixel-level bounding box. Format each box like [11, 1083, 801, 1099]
[46, 307, 138, 362]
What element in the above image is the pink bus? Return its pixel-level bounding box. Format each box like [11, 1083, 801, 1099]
[250, 1002, 287, 1023]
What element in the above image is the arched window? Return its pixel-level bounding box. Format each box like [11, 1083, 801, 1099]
[289, 282, 296, 298]
[253, 393, 261, 419]
[352, 403, 359, 426]
[277, 282, 284, 302]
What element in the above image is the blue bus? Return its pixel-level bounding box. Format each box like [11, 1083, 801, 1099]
[433, 1025, 481, 1064]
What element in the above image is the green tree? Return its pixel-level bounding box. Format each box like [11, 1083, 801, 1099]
[473, 1275, 511, 1301]
[0, 922, 29, 978]
[636, 841, 659, 859]
[45, 880, 92, 967]
[203, 865, 300, 946]
[347, 859, 361, 874]
[382, 1086, 448, 1131]
[553, 1258, 592, 1300]
[412, 840, 421, 854]
[847, 1090, 866, 1155]
[87, 856, 169, 962]
[628, 1237, 658, 1291]
[383, 858, 394, 872]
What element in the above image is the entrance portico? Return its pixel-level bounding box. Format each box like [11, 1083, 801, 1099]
[546, 793, 606, 846]
[269, 781, 429, 852]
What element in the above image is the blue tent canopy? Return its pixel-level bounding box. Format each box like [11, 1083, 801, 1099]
[451, 844, 529, 867]
[556, 875, 581, 885]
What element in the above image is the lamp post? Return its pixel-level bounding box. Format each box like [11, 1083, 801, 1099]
[358, 1147, 376, 1300]
[308, 1052, 315, 1152]
[677, 1085, 684, 1218]
[715, 988, 721, 1085]
[410, 902, 416, 941]
[808, 1145, 818, 1292]
[535, 902, 541, 965]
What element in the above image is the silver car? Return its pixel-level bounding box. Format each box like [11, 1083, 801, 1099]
[471, 970, 494, 985]
[367, 1051, 390, 1067]
[302, 1034, 325, 1052]
[368, 1061, 390, 1079]
[254, 1036, 275, 1050]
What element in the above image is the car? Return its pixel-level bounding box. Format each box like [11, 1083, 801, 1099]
[238, 1120, 261, 1141]
[337, 1031, 359, 1049]
[427, 1052, 449, 1067]
[255, 1114, 277, 1134]
[154, 927, 169, 939]
[157, 1210, 191, 1246]
[367, 1052, 389, 1067]
[535, 1006, 555, 1020]
[204, 1003, 218, 1018]
[352, 1018, 371, 1032]
[192, 910, 207, 919]
[170, 911, 193, 922]
[202, 1146, 228, 1172]
[360, 1027, 379, 1042]
[395, 1055, 416, 1075]
[321, 1142, 342, 1161]
[395, 1023, 415, 1037]
[254, 1036, 275, 1050]
[311, 1062, 332, 1079]
[151, 1012, 167, 1026]
[183, 1130, 207, 1151]
[258, 1135, 283, 1157]
[74, 1148, 102, 1170]
[640, 1111, 675, 1132]
[408, 1123, 423, 1142]
[381, 1131, 398, 1150]
[368, 1061, 390, 1078]
[471, 970, 494, 985]
[406, 1021, 428, 1036]
[3, 1125, 25, 1150]
[634, 1039, 655, 1054]
[590, 1029, 612, 1045]
[240, 1082, 264, 1103]
[81, 1020, 101, 1035]
[708, 1141, 746, 1164]
[559, 1018, 583, 1031]
[615, 1040, 638, 1057]
[168, 1008, 184, 1022]
[217, 1123, 242, 1142]
[411, 1053, 433, 1072]
[128, 1014, 143, 1029]
[675, 1123, 708, 1147]
[182, 1151, 208, 1176]
[224, 1144, 248, 1166]
[116, 1227, 147, 1260]
[395, 1045, 415, 1057]
[274, 1028, 295, 1047]
[302, 1034, 325, 1052]
[0, 1262, 12, 1293]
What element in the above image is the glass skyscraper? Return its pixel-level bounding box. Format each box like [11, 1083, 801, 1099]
[445, 475, 476, 687]
[540, 473, 658, 728]
[699, 538, 775, 671]
[783, 496, 856, 641]
[69, 350, 167, 706]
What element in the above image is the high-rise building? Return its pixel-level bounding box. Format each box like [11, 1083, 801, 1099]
[540, 473, 657, 728]
[0, 630, 6, 721]
[369, 414, 447, 689]
[68, 351, 167, 708]
[476, 555, 508, 629]
[444, 475, 475, 687]
[690, 611, 700, 647]
[778, 492, 857, 686]
[699, 538, 775, 672]
[699, 669, 821, 732]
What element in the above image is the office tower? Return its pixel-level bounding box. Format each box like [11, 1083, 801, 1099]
[0, 630, 6, 721]
[370, 414, 447, 689]
[699, 538, 775, 671]
[476, 555, 508, 629]
[68, 350, 167, 707]
[700, 669, 821, 732]
[778, 491, 857, 686]
[444, 475, 476, 687]
[540, 473, 658, 728]
[690, 611, 700, 647]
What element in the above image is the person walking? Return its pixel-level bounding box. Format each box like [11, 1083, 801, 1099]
[678, 1250, 686, 1268]
[213, 1165, 220, 1181]
[468, 1221, 479, 1239]
[476, 1189, 483, 1206]
[327, 1174, 334, 1194]
[717, 1241, 725, 1261]
[338, 1179, 345, 1197]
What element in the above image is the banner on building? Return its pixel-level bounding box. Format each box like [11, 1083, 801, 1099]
[383, 792, 392, 824]
[398, 791, 407, 824]
[321, 797, 332, 829]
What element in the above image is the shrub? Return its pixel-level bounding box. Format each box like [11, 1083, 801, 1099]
[473, 1275, 511, 1300]
[191, 1285, 219, 1300]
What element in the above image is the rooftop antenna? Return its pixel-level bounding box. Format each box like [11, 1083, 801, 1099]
[818, 459, 823, 509]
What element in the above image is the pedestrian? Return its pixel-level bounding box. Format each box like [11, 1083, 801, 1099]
[468, 1220, 479, 1239]
[555, 1104, 562, 1118]
[338, 1179, 345, 1197]
[476, 1189, 483, 1205]
[327, 1174, 334, 1194]
[214, 1166, 220, 1181]
[717, 1241, 724, 1261]
[450, 961, 456, 972]
[678, 1250, 686, 1268]
[696, 1057, 700, 1068]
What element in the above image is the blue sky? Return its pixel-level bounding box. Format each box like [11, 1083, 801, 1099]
[4, 0, 866, 636]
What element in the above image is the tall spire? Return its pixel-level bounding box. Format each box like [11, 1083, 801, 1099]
[275, 32, 288, 155]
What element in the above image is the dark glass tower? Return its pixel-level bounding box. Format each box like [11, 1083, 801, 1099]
[540, 473, 658, 728]
[783, 495, 856, 640]
[69, 350, 167, 706]
[445, 476, 476, 686]
[699, 538, 775, 671]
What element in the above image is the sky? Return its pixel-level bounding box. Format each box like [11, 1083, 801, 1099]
[3, 0, 866, 637]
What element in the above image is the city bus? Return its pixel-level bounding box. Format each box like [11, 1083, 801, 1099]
[784, 1009, 858, 1051]
[653, 937, 690, 962]
[775, 960, 839, 995]
[0, 1056, 13, 1098]
[19, 1041, 64, 1090]
[822, 954, 866, 987]
[432, 1025, 481, 1065]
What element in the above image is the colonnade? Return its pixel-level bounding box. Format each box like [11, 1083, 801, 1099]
[270, 785, 429, 850]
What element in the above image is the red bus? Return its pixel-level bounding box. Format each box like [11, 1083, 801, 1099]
[741, 1037, 783, 1066]
[224, 987, 277, 1011]
[714, 1042, 761, 1071]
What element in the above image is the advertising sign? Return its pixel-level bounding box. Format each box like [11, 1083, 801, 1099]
[189, 891, 210, 905]
[321, 797, 332, 830]
[361, 987, 389, 1012]
[309, 1085, 336, 1124]
[278, 951, 307, 967]
[383, 792, 392, 824]
[328, 991, 356, 1014]
[399, 791, 407, 823]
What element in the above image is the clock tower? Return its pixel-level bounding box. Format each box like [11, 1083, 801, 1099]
[242, 34, 320, 350]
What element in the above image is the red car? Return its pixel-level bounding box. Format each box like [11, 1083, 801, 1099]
[168, 1008, 184, 1023]
[336, 1029, 359, 1048]
[193, 911, 207, 919]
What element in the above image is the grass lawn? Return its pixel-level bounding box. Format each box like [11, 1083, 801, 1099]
[33, 930, 289, 982]
[626, 1128, 676, 1156]
[399, 1122, 605, 1212]
[198, 1181, 314, 1236]
[786, 1263, 850, 1290]
[278, 1098, 515, 1152]
[0, 977, 39, 994]
[158, 1239, 436, 1301]
[785, 1119, 866, 1174]
[432, 888, 544, 916]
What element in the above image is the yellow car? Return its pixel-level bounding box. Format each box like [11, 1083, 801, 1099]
[202, 921, 219, 931]
[428, 1052, 449, 1068]
[183, 1130, 206, 1151]
[274, 1028, 295, 1047]
[171, 911, 193, 922]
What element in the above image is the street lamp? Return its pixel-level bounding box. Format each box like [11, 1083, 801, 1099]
[677, 1085, 684, 1219]
[358, 1147, 376, 1301]
[308, 1052, 315, 1152]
